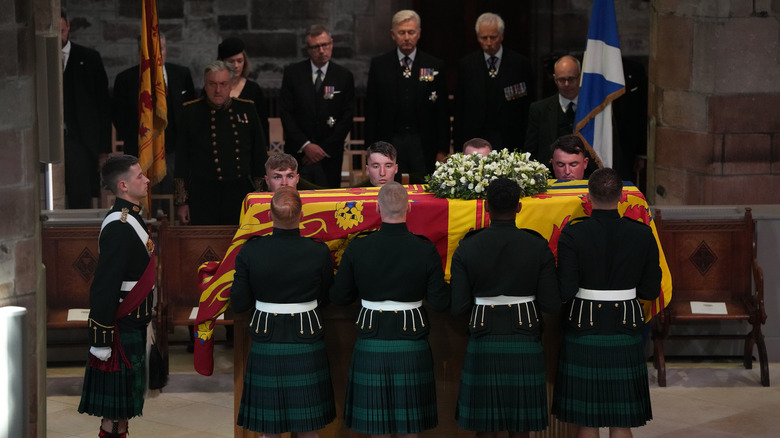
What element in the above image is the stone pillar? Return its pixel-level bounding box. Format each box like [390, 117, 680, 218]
[649, 0, 780, 205]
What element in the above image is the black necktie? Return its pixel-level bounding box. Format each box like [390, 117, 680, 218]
[488, 56, 497, 70]
[565, 102, 576, 128]
[402, 56, 412, 69]
[314, 69, 323, 92]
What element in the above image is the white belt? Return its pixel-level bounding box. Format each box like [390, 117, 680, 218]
[576, 288, 636, 301]
[475, 295, 535, 306]
[361, 299, 422, 311]
[255, 300, 318, 314]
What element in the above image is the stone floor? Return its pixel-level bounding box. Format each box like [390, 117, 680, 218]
[46, 342, 779, 438]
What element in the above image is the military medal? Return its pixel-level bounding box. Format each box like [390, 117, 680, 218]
[419, 68, 438, 82]
[323, 86, 338, 100]
[489, 68, 498, 78]
[428, 91, 438, 102]
[503, 82, 527, 101]
[327, 116, 336, 127]
[402, 67, 411, 78]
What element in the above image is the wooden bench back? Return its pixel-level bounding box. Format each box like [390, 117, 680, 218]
[42, 226, 101, 328]
[159, 222, 238, 325]
[656, 208, 756, 316]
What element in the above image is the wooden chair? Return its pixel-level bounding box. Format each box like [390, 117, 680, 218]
[652, 208, 768, 386]
[157, 220, 238, 365]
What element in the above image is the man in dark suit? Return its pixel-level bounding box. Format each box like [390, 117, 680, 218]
[453, 12, 534, 152]
[61, 9, 112, 208]
[365, 9, 449, 180]
[524, 55, 581, 170]
[112, 34, 195, 217]
[279, 25, 355, 188]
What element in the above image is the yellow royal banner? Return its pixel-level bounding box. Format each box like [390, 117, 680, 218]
[193, 181, 672, 375]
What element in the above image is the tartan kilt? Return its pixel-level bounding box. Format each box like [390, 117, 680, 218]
[78, 327, 147, 419]
[552, 333, 652, 428]
[344, 338, 438, 435]
[237, 339, 336, 434]
[456, 334, 548, 432]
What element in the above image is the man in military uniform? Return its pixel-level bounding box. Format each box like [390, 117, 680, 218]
[231, 186, 336, 435]
[552, 168, 662, 437]
[549, 135, 593, 181]
[280, 25, 355, 188]
[78, 155, 155, 438]
[453, 12, 535, 151]
[331, 181, 449, 437]
[365, 10, 450, 179]
[450, 177, 559, 435]
[175, 60, 268, 225]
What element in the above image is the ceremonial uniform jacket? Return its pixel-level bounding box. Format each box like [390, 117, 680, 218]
[87, 198, 154, 348]
[330, 222, 450, 339]
[279, 59, 355, 188]
[557, 209, 661, 336]
[175, 97, 268, 223]
[450, 220, 559, 337]
[238, 79, 270, 148]
[364, 50, 449, 174]
[231, 227, 333, 343]
[453, 49, 534, 151]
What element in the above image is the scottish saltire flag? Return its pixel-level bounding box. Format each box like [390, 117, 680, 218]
[574, 0, 625, 168]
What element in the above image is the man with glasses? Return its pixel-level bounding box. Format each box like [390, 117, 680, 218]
[524, 55, 581, 170]
[280, 25, 355, 188]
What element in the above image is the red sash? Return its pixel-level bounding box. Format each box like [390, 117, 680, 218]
[88, 253, 156, 372]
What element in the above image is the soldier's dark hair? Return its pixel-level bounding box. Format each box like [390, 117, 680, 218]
[101, 154, 139, 195]
[550, 134, 587, 157]
[366, 141, 397, 163]
[486, 178, 520, 216]
[588, 168, 623, 206]
[306, 25, 329, 40]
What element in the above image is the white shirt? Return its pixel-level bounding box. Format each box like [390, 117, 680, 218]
[62, 40, 71, 71]
[483, 46, 504, 71]
[310, 61, 329, 84]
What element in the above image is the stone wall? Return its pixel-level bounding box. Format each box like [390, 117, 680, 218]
[0, 0, 48, 435]
[650, 0, 780, 205]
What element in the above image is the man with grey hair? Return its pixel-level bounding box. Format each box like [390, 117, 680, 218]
[454, 12, 534, 152]
[280, 24, 355, 188]
[175, 60, 267, 225]
[524, 54, 582, 169]
[365, 9, 449, 181]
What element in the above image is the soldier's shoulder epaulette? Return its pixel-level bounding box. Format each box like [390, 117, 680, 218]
[463, 228, 487, 239]
[414, 233, 433, 243]
[354, 230, 376, 239]
[520, 228, 546, 239]
[622, 216, 652, 228]
[568, 216, 589, 226]
[183, 97, 204, 106]
[246, 234, 269, 242]
[233, 97, 255, 104]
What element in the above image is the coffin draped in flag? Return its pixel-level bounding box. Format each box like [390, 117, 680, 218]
[192, 183, 672, 376]
[574, 0, 625, 169]
[138, 0, 168, 195]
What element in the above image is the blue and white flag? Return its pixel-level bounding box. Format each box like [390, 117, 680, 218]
[574, 0, 625, 168]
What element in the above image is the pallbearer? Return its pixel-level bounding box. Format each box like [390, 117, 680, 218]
[552, 168, 661, 437]
[331, 182, 450, 437]
[450, 177, 560, 438]
[231, 186, 336, 438]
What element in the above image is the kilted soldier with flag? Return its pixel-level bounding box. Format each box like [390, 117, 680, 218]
[77, 155, 156, 438]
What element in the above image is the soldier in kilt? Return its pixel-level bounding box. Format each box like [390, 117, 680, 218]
[552, 168, 662, 438]
[331, 182, 450, 437]
[231, 186, 336, 437]
[450, 177, 560, 438]
[78, 155, 155, 438]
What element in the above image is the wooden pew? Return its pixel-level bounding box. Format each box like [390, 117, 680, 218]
[652, 208, 768, 386]
[157, 220, 238, 365]
[42, 225, 102, 330]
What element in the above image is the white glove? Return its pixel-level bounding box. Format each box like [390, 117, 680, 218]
[90, 346, 112, 361]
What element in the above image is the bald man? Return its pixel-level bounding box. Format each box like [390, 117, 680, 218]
[524, 55, 581, 169]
